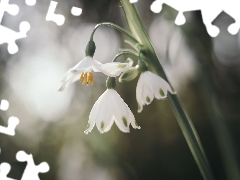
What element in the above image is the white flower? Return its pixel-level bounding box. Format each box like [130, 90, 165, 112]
[136, 71, 176, 113]
[59, 56, 131, 91]
[84, 89, 140, 134]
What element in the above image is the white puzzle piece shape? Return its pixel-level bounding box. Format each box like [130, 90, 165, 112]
[46, 1, 65, 26]
[129, 0, 138, 3]
[0, 0, 31, 54]
[0, 163, 16, 180]
[0, 116, 19, 136]
[16, 151, 50, 180]
[0, 99, 9, 111]
[150, 0, 240, 37]
[0, 21, 30, 54]
[0, 0, 19, 23]
[71, 6, 82, 16]
[25, 0, 36, 6]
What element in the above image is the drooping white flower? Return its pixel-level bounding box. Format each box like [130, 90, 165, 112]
[58, 56, 131, 91]
[136, 71, 175, 113]
[84, 89, 140, 134]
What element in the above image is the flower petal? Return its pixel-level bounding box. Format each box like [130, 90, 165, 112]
[58, 69, 83, 91]
[111, 90, 131, 132]
[127, 105, 141, 129]
[92, 60, 131, 77]
[103, 117, 115, 133]
[142, 73, 154, 105]
[96, 108, 114, 134]
[59, 57, 93, 91]
[94, 90, 115, 133]
[145, 71, 175, 97]
[84, 90, 107, 134]
[72, 56, 93, 71]
[136, 73, 144, 113]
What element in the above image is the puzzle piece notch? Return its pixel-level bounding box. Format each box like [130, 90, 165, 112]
[150, 0, 240, 37]
[0, 162, 16, 180]
[150, 0, 162, 13]
[175, 12, 186, 25]
[16, 151, 49, 180]
[0, 0, 31, 54]
[25, 0, 36, 6]
[0, 21, 30, 54]
[0, 116, 19, 136]
[129, 0, 138, 3]
[46, 1, 65, 26]
[71, 6, 82, 16]
[0, 0, 19, 23]
[0, 99, 9, 111]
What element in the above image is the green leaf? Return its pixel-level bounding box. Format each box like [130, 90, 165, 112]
[120, 1, 215, 179]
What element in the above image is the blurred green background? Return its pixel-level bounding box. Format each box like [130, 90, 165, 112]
[0, 0, 240, 179]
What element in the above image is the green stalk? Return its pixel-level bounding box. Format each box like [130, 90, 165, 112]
[90, 22, 139, 44]
[120, 1, 215, 179]
[112, 51, 138, 62]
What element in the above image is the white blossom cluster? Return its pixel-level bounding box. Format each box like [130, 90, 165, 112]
[59, 55, 175, 134]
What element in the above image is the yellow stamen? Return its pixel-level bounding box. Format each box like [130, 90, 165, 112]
[79, 72, 94, 85]
[79, 73, 84, 82]
[82, 72, 87, 85]
[88, 72, 94, 85]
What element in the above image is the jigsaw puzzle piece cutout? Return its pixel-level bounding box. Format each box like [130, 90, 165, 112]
[0, 163, 16, 180]
[175, 12, 186, 25]
[0, 116, 19, 136]
[71, 6, 82, 16]
[129, 0, 138, 3]
[224, 9, 240, 35]
[0, 99, 9, 111]
[201, 7, 221, 37]
[150, 0, 240, 37]
[0, 0, 19, 23]
[0, 21, 30, 54]
[16, 151, 49, 180]
[25, 0, 36, 6]
[151, 0, 196, 23]
[46, 1, 65, 26]
[150, 0, 163, 13]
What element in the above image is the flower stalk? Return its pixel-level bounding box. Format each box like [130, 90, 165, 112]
[112, 51, 138, 62]
[90, 22, 139, 44]
[120, 0, 215, 179]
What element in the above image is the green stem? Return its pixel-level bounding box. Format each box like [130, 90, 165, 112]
[124, 39, 141, 52]
[90, 22, 140, 44]
[120, 0, 215, 179]
[113, 51, 138, 62]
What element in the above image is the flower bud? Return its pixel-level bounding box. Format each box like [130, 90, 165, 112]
[85, 40, 96, 57]
[106, 77, 116, 89]
[119, 68, 139, 83]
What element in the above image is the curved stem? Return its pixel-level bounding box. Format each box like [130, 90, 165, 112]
[112, 51, 138, 62]
[90, 23, 140, 44]
[124, 39, 141, 52]
[120, 1, 215, 180]
[119, 48, 138, 55]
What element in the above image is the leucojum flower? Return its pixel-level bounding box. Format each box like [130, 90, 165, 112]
[119, 58, 176, 113]
[84, 77, 141, 134]
[58, 40, 132, 91]
[59, 40, 140, 134]
[136, 71, 175, 112]
[59, 35, 175, 134]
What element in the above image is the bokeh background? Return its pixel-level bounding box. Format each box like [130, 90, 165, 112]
[0, 0, 240, 179]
